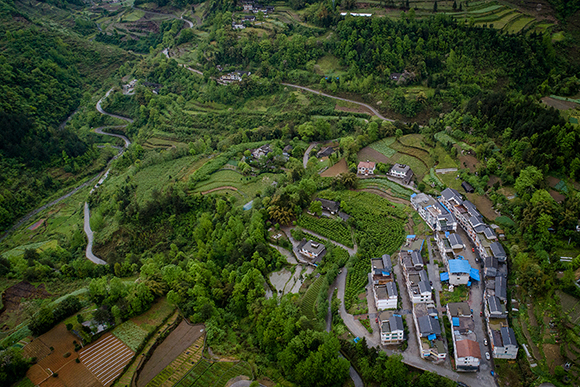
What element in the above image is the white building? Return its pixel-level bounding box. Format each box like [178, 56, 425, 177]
[447, 259, 472, 286]
[380, 314, 405, 345]
[400, 250, 432, 304]
[357, 161, 375, 175]
[454, 339, 481, 370]
[411, 193, 457, 232]
[374, 282, 398, 310]
[491, 327, 518, 359]
[299, 240, 325, 260]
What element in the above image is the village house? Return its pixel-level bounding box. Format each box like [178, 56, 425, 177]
[413, 304, 446, 360]
[298, 240, 326, 261]
[357, 161, 376, 175]
[251, 144, 272, 159]
[374, 282, 398, 310]
[316, 146, 335, 158]
[446, 259, 472, 286]
[389, 163, 414, 185]
[411, 193, 457, 232]
[379, 312, 405, 345]
[446, 302, 480, 371]
[371, 254, 393, 285]
[485, 295, 507, 319]
[455, 339, 482, 371]
[316, 198, 340, 214]
[490, 327, 518, 359]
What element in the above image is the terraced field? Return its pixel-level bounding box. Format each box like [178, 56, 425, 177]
[174, 360, 252, 387]
[145, 335, 204, 387]
[301, 276, 324, 320]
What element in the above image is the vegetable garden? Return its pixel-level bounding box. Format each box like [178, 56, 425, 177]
[112, 321, 149, 351]
[297, 215, 353, 247]
[301, 276, 324, 320]
[174, 360, 252, 387]
[318, 191, 406, 308]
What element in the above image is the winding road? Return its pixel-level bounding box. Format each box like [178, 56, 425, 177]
[82, 89, 133, 264]
[282, 83, 392, 121]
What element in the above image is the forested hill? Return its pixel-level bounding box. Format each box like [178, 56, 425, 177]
[0, 0, 131, 231]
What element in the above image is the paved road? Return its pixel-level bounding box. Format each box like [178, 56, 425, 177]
[81, 90, 134, 265]
[281, 83, 393, 121]
[303, 141, 319, 169]
[298, 228, 357, 255]
[83, 203, 107, 265]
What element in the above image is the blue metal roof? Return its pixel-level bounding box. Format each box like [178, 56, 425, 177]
[452, 317, 460, 327]
[470, 268, 480, 281]
[407, 235, 416, 239]
[411, 193, 417, 198]
[449, 259, 471, 274]
[243, 200, 254, 210]
[428, 333, 437, 341]
[440, 272, 449, 281]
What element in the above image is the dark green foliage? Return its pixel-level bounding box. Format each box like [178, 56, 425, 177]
[0, 348, 31, 385]
[29, 296, 82, 336]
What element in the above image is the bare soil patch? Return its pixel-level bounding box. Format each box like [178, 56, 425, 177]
[549, 189, 566, 203]
[320, 158, 348, 177]
[335, 103, 372, 115]
[26, 324, 79, 385]
[28, 218, 45, 231]
[487, 175, 502, 188]
[136, 321, 205, 387]
[457, 149, 479, 173]
[542, 97, 578, 110]
[0, 281, 52, 329]
[543, 343, 564, 373]
[57, 359, 101, 387]
[546, 176, 561, 188]
[358, 147, 396, 164]
[22, 338, 51, 362]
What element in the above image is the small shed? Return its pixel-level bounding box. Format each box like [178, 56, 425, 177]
[461, 181, 475, 193]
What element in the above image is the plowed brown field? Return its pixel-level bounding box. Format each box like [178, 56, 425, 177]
[79, 333, 134, 387]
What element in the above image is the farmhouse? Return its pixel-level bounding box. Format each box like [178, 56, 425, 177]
[447, 259, 471, 286]
[389, 163, 414, 185]
[490, 241, 507, 262]
[298, 240, 326, 261]
[485, 295, 507, 319]
[413, 304, 446, 360]
[411, 193, 458, 232]
[380, 313, 405, 345]
[454, 339, 481, 371]
[316, 198, 340, 214]
[461, 181, 475, 193]
[251, 144, 272, 159]
[490, 326, 518, 359]
[371, 254, 393, 285]
[400, 250, 432, 304]
[357, 161, 376, 175]
[243, 15, 256, 22]
[374, 282, 398, 310]
[316, 146, 335, 158]
[484, 256, 499, 278]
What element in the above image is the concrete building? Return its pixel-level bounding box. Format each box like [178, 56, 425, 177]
[357, 161, 375, 175]
[371, 254, 393, 285]
[447, 259, 472, 286]
[389, 163, 414, 185]
[455, 339, 482, 371]
[411, 193, 458, 232]
[374, 282, 398, 310]
[380, 313, 405, 345]
[298, 240, 326, 261]
[400, 251, 432, 304]
[413, 304, 446, 360]
[491, 327, 518, 359]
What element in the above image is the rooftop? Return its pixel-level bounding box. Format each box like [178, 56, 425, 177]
[358, 161, 376, 169]
[316, 198, 339, 212]
[300, 240, 325, 255]
[455, 339, 482, 359]
[447, 302, 471, 317]
[448, 259, 471, 274]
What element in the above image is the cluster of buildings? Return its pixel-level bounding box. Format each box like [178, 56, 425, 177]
[241, 1, 275, 14]
[355, 161, 415, 187]
[217, 71, 251, 84]
[398, 249, 447, 360]
[411, 187, 517, 363]
[447, 302, 482, 371]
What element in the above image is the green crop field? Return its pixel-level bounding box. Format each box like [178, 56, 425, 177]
[344, 256, 369, 309]
[506, 16, 535, 33]
[369, 137, 397, 158]
[359, 179, 413, 199]
[192, 170, 282, 199]
[297, 215, 353, 247]
[301, 276, 324, 319]
[396, 154, 429, 179]
[112, 321, 149, 351]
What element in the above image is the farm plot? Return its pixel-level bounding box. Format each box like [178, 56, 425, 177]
[136, 322, 205, 387]
[174, 360, 250, 387]
[359, 179, 413, 199]
[297, 215, 353, 247]
[301, 276, 324, 320]
[112, 321, 148, 351]
[26, 324, 80, 386]
[558, 290, 580, 325]
[79, 333, 135, 387]
[145, 334, 204, 387]
[369, 137, 397, 158]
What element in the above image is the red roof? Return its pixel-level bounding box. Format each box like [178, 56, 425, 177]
[358, 161, 376, 169]
[455, 339, 481, 359]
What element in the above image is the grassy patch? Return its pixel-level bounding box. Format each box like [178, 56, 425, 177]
[112, 321, 149, 351]
[369, 137, 397, 158]
[439, 285, 469, 305]
[301, 275, 324, 320]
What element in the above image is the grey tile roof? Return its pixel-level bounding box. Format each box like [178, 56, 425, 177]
[316, 198, 339, 212]
[441, 188, 462, 204]
[418, 315, 441, 336]
[448, 233, 464, 247]
[484, 256, 498, 269]
[382, 254, 392, 272]
[462, 201, 481, 218]
[391, 163, 411, 174]
[386, 282, 398, 298]
[500, 327, 517, 347]
[411, 250, 423, 267]
[301, 240, 325, 255]
[390, 315, 404, 331]
[419, 280, 431, 294]
[488, 295, 502, 313]
[483, 226, 497, 239]
[418, 269, 429, 283]
[469, 216, 484, 228]
[491, 242, 507, 260]
[495, 276, 507, 300]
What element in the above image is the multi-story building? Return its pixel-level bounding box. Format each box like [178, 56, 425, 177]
[400, 250, 432, 304]
[413, 303, 446, 360]
[371, 254, 393, 285]
[374, 282, 398, 310]
[379, 312, 405, 345]
[411, 193, 458, 232]
[490, 327, 518, 359]
[447, 302, 480, 371]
